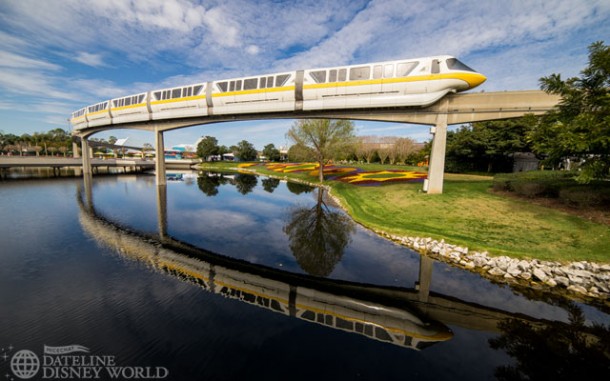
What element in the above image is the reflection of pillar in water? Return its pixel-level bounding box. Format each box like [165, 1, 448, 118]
[82, 171, 94, 213]
[157, 184, 167, 239]
[416, 255, 433, 303]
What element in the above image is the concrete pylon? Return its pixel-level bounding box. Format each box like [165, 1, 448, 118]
[155, 128, 166, 186]
[425, 98, 448, 194]
[81, 137, 92, 175]
[72, 141, 80, 158]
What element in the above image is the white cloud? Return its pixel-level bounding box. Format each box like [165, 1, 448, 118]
[74, 52, 106, 68]
[0, 51, 60, 71]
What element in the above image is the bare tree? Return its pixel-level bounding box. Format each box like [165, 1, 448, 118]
[394, 137, 417, 164]
[287, 119, 355, 182]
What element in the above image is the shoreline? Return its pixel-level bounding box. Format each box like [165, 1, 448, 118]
[202, 164, 610, 304]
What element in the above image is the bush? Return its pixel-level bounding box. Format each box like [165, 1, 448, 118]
[494, 171, 610, 207]
[559, 186, 610, 208]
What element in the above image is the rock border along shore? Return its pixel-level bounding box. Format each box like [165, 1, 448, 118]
[377, 232, 610, 303]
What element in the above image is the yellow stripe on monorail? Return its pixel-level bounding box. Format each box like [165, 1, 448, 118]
[111, 103, 148, 112]
[87, 109, 110, 117]
[303, 72, 484, 90]
[212, 85, 295, 98]
[150, 95, 206, 106]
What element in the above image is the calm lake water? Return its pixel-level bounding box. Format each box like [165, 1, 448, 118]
[1, 172, 608, 380]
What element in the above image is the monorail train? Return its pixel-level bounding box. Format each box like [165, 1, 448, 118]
[70, 55, 486, 130]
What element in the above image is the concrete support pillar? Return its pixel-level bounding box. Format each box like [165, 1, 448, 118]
[155, 128, 166, 186]
[72, 141, 80, 158]
[416, 255, 433, 303]
[81, 137, 92, 175]
[425, 98, 449, 194]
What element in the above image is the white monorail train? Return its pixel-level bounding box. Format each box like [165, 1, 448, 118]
[70, 55, 486, 130]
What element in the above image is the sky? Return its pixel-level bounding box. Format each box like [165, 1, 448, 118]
[0, 0, 609, 150]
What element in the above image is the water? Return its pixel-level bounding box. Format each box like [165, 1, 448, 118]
[0, 172, 608, 380]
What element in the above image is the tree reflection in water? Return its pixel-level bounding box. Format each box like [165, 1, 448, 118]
[261, 177, 280, 193]
[197, 172, 229, 197]
[197, 172, 258, 196]
[284, 188, 355, 277]
[489, 300, 610, 380]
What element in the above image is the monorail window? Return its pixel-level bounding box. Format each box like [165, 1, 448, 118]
[310, 70, 326, 84]
[154, 91, 162, 100]
[244, 78, 258, 90]
[375, 327, 392, 342]
[275, 74, 289, 87]
[194, 85, 203, 95]
[329, 69, 337, 82]
[266, 76, 273, 87]
[349, 66, 370, 81]
[270, 300, 283, 312]
[259, 77, 267, 89]
[125, 97, 131, 106]
[373, 65, 383, 79]
[338, 68, 347, 81]
[172, 88, 181, 98]
[397, 62, 417, 76]
[301, 310, 315, 321]
[336, 317, 353, 330]
[229, 80, 243, 92]
[138, 94, 145, 103]
[446, 58, 476, 72]
[431, 59, 440, 74]
[217, 82, 228, 92]
[184, 87, 192, 97]
[384, 64, 393, 78]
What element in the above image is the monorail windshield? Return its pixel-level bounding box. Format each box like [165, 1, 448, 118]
[446, 58, 476, 72]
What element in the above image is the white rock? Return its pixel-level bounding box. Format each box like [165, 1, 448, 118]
[533, 268, 548, 282]
[555, 276, 570, 287]
[488, 267, 506, 276]
[567, 285, 588, 294]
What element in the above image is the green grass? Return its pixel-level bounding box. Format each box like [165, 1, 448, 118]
[199, 162, 610, 263]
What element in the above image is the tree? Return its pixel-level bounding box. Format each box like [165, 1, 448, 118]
[262, 143, 281, 162]
[197, 136, 219, 160]
[445, 118, 534, 173]
[531, 41, 610, 182]
[286, 119, 355, 182]
[287, 143, 316, 162]
[141, 143, 153, 158]
[394, 137, 417, 164]
[234, 140, 257, 161]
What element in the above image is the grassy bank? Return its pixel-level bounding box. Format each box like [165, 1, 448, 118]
[199, 162, 610, 263]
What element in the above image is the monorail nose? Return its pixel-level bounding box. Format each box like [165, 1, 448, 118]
[467, 73, 487, 89]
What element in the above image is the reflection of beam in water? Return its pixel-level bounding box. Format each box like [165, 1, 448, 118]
[77, 185, 453, 351]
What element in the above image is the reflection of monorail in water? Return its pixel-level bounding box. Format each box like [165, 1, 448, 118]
[77, 188, 452, 350]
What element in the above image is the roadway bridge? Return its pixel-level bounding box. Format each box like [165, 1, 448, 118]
[73, 90, 560, 193]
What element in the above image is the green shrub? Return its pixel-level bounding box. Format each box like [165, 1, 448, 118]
[559, 186, 610, 208]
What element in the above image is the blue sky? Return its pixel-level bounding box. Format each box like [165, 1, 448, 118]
[0, 0, 609, 150]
